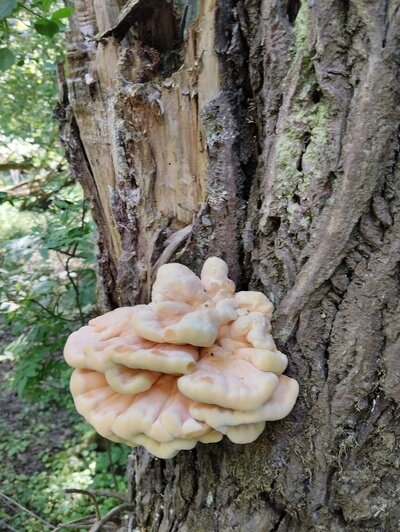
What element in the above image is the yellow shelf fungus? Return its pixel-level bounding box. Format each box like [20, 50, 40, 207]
[64, 257, 299, 459]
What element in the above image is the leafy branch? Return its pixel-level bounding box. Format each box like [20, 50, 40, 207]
[1, 188, 96, 400]
[0, 1, 74, 72]
[0, 491, 54, 529]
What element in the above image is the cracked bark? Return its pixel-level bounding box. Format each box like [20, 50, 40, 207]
[60, 0, 400, 530]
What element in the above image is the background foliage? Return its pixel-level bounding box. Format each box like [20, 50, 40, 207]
[0, 3, 130, 530]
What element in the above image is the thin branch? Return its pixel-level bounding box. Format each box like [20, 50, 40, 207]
[23, 298, 56, 316]
[106, 440, 120, 492]
[51, 248, 78, 258]
[0, 491, 54, 529]
[53, 524, 95, 530]
[54, 249, 84, 324]
[151, 224, 192, 279]
[17, 2, 47, 20]
[0, 518, 18, 532]
[80, 200, 87, 227]
[87, 490, 128, 502]
[89, 503, 135, 532]
[53, 293, 62, 315]
[0, 161, 34, 171]
[64, 199, 87, 326]
[10, 16, 31, 29]
[64, 487, 128, 502]
[64, 489, 100, 520]
[127, 514, 136, 532]
[65, 250, 84, 325]
[52, 513, 96, 531]
[55, 250, 68, 269]
[23, 298, 77, 322]
[127, 451, 136, 503]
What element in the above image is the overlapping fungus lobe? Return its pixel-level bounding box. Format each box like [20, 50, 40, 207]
[64, 257, 299, 458]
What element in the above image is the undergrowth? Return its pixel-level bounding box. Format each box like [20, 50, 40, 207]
[0, 194, 131, 530]
[0, 4, 132, 529]
[0, 403, 130, 530]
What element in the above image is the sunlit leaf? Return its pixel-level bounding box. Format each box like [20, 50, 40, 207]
[0, 0, 17, 19]
[51, 7, 73, 20]
[0, 191, 14, 203]
[33, 18, 59, 38]
[0, 47, 16, 72]
[39, 247, 49, 260]
[38, 0, 54, 11]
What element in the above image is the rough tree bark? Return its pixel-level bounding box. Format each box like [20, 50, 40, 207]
[59, 0, 400, 530]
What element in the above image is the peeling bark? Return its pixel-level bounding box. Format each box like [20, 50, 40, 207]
[60, 0, 400, 530]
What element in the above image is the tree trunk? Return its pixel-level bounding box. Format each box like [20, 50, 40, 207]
[60, 0, 400, 530]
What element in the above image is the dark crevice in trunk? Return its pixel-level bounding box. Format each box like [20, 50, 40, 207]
[286, 0, 301, 24]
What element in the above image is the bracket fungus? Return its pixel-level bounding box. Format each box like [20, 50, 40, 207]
[64, 257, 299, 459]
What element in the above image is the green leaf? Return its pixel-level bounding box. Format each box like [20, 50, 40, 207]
[0, 0, 17, 19]
[33, 18, 59, 38]
[0, 47, 15, 72]
[38, 0, 54, 11]
[0, 191, 12, 203]
[17, 376, 28, 396]
[39, 247, 49, 260]
[51, 7, 73, 20]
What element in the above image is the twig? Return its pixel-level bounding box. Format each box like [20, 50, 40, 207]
[127, 451, 136, 503]
[106, 440, 119, 492]
[0, 518, 18, 532]
[0, 161, 34, 172]
[127, 514, 136, 532]
[17, 2, 47, 20]
[64, 199, 87, 326]
[53, 293, 63, 315]
[151, 224, 193, 279]
[87, 490, 128, 502]
[52, 514, 96, 531]
[54, 524, 95, 530]
[50, 248, 79, 258]
[0, 491, 54, 529]
[89, 503, 135, 532]
[78, 199, 87, 231]
[65, 250, 85, 325]
[23, 298, 77, 322]
[65, 489, 100, 520]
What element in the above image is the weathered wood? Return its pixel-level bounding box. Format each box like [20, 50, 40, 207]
[61, 0, 400, 530]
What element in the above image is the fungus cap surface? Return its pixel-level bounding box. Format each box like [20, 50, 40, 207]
[64, 257, 299, 458]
